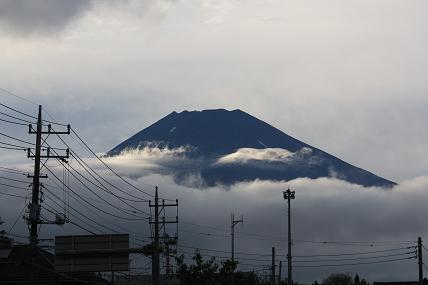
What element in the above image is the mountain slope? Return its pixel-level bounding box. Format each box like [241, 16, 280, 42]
[108, 109, 395, 188]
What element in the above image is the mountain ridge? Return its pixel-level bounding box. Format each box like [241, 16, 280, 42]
[107, 109, 396, 188]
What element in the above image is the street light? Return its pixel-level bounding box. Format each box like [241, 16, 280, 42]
[283, 188, 295, 285]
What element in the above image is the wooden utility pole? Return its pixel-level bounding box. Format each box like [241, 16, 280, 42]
[278, 261, 282, 284]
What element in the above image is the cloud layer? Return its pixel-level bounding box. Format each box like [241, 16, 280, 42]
[0, 0, 92, 36]
[2, 164, 427, 282]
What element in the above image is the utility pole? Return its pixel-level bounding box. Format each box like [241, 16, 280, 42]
[283, 188, 295, 285]
[149, 187, 178, 285]
[271, 247, 276, 285]
[418, 237, 423, 284]
[27, 105, 70, 245]
[151, 187, 160, 285]
[231, 213, 243, 262]
[278, 261, 282, 284]
[164, 233, 177, 283]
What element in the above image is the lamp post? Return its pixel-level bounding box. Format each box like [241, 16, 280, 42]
[283, 188, 295, 285]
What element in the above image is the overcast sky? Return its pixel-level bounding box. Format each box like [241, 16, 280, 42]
[1, 0, 428, 282]
[1, 0, 427, 182]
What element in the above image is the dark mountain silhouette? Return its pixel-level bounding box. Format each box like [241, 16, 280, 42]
[107, 109, 395, 188]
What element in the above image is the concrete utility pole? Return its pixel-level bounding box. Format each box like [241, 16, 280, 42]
[283, 188, 295, 285]
[418, 237, 423, 284]
[28, 105, 70, 245]
[231, 213, 243, 262]
[149, 187, 178, 285]
[152, 188, 160, 285]
[29, 106, 43, 245]
[271, 247, 276, 285]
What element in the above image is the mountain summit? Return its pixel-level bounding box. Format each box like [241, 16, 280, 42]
[108, 109, 395, 188]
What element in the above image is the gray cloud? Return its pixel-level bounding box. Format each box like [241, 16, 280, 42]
[2, 163, 427, 283]
[0, 0, 93, 36]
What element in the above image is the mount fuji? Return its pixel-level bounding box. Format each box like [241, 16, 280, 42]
[107, 109, 395, 188]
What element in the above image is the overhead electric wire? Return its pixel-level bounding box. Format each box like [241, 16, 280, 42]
[44, 180, 142, 216]
[0, 181, 30, 191]
[0, 102, 37, 119]
[43, 198, 117, 235]
[7, 202, 28, 234]
[294, 239, 416, 246]
[43, 184, 148, 243]
[0, 190, 28, 199]
[41, 108, 70, 127]
[0, 141, 29, 149]
[51, 156, 149, 218]
[178, 244, 416, 259]
[294, 251, 416, 263]
[0, 110, 36, 124]
[0, 175, 30, 184]
[70, 126, 157, 197]
[44, 136, 151, 215]
[294, 246, 416, 258]
[0, 165, 28, 174]
[0, 117, 28, 126]
[294, 256, 416, 268]
[0, 88, 38, 106]
[0, 99, 67, 128]
[44, 164, 147, 221]
[69, 150, 149, 202]
[178, 244, 272, 257]
[0, 131, 33, 145]
[0, 145, 26, 151]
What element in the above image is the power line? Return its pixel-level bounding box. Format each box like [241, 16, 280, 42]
[0, 166, 28, 174]
[0, 110, 36, 124]
[294, 256, 416, 268]
[8, 202, 29, 234]
[43, 184, 149, 242]
[0, 88, 38, 106]
[0, 131, 33, 145]
[44, 164, 148, 220]
[68, 151, 149, 203]
[0, 190, 28, 199]
[70, 127, 157, 197]
[178, 244, 272, 257]
[0, 145, 26, 151]
[43, 198, 120, 235]
[0, 141, 29, 149]
[0, 181, 30, 191]
[0, 117, 28, 126]
[0, 102, 37, 119]
[294, 246, 416, 258]
[52, 157, 149, 217]
[49, 127, 151, 204]
[294, 239, 416, 246]
[294, 251, 416, 263]
[0, 175, 30, 184]
[181, 220, 416, 248]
